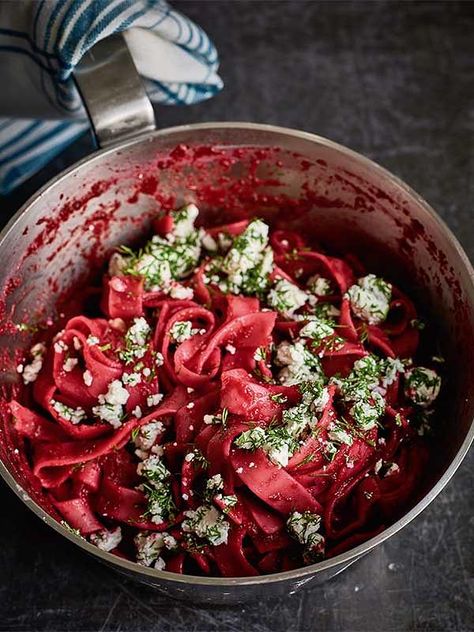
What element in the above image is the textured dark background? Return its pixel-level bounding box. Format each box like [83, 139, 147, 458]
[1, 1, 473, 631]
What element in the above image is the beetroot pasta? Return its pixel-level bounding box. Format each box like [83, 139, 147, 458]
[10, 204, 442, 576]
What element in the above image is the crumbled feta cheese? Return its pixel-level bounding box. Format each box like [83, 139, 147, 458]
[136, 254, 172, 290]
[54, 340, 68, 353]
[382, 357, 405, 387]
[73, 336, 82, 350]
[203, 414, 221, 425]
[217, 220, 273, 295]
[142, 367, 151, 377]
[169, 283, 194, 300]
[275, 340, 323, 386]
[182, 504, 230, 546]
[134, 421, 164, 451]
[350, 391, 385, 430]
[206, 474, 224, 496]
[184, 452, 195, 462]
[404, 367, 441, 407]
[328, 423, 353, 446]
[169, 320, 199, 343]
[384, 462, 400, 477]
[21, 342, 46, 384]
[225, 344, 236, 355]
[186, 402, 195, 409]
[137, 455, 174, 523]
[132, 406, 142, 419]
[147, 393, 164, 408]
[122, 372, 142, 386]
[253, 347, 266, 362]
[307, 275, 333, 296]
[63, 357, 78, 372]
[287, 511, 325, 558]
[299, 319, 335, 344]
[222, 219, 269, 277]
[217, 232, 233, 251]
[155, 352, 164, 367]
[201, 232, 218, 252]
[346, 274, 392, 325]
[90, 527, 122, 552]
[236, 467, 244, 474]
[170, 204, 199, 241]
[87, 335, 100, 346]
[51, 400, 86, 425]
[126, 317, 150, 348]
[16, 364, 23, 374]
[268, 278, 309, 317]
[83, 370, 93, 386]
[135, 531, 177, 567]
[234, 426, 266, 450]
[92, 379, 130, 428]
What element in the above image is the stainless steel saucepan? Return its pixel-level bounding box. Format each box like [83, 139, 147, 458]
[0, 34, 472, 604]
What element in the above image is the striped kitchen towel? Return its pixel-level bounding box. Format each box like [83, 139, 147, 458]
[0, 0, 222, 195]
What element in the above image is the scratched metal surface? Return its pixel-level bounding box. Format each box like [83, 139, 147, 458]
[1, 1, 473, 631]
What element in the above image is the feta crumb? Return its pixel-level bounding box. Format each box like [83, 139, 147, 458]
[382, 357, 405, 387]
[73, 336, 82, 350]
[92, 379, 130, 428]
[20, 342, 47, 385]
[87, 335, 100, 346]
[404, 367, 441, 407]
[155, 352, 164, 367]
[275, 340, 323, 386]
[90, 527, 122, 552]
[170, 204, 199, 241]
[182, 504, 230, 546]
[184, 452, 195, 462]
[287, 511, 325, 553]
[206, 474, 224, 496]
[122, 372, 142, 386]
[169, 320, 197, 343]
[384, 462, 400, 477]
[147, 393, 164, 408]
[133, 420, 164, 450]
[51, 400, 86, 425]
[201, 232, 218, 252]
[203, 414, 221, 425]
[307, 275, 333, 296]
[299, 319, 335, 344]
[346, 274, 392, 325]
[186, 402, 195, 409]
[63, 357, 78, 372]
[268, 278, 309, 317]
[135, 531, 177, 567]
[236, 467, 244, 474]
[225, 344, 236, 355]
[83, 370, 93, 386]
[54, 340, 68, 353]
[169, 283, 194, 300]
[132, 406, 142, 419]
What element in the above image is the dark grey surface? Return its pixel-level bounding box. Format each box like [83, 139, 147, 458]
[1, 1, 473, 631]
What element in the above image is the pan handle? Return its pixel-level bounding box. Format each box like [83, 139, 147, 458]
[74, 32, 156, 148]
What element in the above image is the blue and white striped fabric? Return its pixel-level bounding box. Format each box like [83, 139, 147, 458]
[0, 0, 222, 194]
